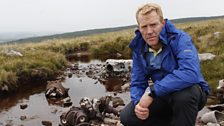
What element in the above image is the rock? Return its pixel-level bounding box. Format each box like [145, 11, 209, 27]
[56, 75, 66, 81]
[99, 96, 119, 117]
[198, 53, 216, 61]
[100, 124, 109, 126]
[121, 83, 130, 92]
[5, 120, 13, 126]
[4, 49, 23, 57]
[218, 79, 224, 90]
[20, 116, 27, 120]
[220, 121, 224, 126]
[41, 121, 52, 126]
[197, 106, 211, 118]
[208, 104, 224, 111]
[112, 97, 125, 108]
[68, 72, 72, 78]
[1, 84, 9, 91]
[116, 121, 124, 126]
[206, 122, 220, 126]
[51, 108, 58, 114]
[103, 117, 118, 125]
[201, 110, 224, 124]
[214, 32, 221, 38]
[116, 53, 122, 58]
[70, 63, 79, 70]
[20, 104, 28, 110]
[64, 69, 73, 78]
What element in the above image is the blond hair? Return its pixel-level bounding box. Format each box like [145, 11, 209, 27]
[136, 3, 164, 23]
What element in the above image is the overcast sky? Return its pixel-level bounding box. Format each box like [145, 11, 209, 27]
[0, 0, 224, 33]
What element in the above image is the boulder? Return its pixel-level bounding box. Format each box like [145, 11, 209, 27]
[198, 53, 216, 61]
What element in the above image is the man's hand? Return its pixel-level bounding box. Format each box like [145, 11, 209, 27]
[135, 93, 153, 120]
[135, 103, 149, 120]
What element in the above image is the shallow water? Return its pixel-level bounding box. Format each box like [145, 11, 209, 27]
[0, 59, 130, 126]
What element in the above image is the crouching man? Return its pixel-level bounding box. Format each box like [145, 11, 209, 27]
[120, 3, 209, 126]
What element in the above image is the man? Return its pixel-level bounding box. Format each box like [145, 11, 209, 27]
[120, 3, 209, 126]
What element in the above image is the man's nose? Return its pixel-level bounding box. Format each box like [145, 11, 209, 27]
[146, 26, 153, 34]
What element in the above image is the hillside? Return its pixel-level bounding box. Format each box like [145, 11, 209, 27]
[3, 15, 224, 44]
[4, 25, 136, 44]
[0, 16, 224, 94]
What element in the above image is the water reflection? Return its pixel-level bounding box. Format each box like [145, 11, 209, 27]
[0, 81, 46, 112]
[0, 59, 130, 126]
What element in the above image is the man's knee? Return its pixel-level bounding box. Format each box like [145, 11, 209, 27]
[172, 85, 200, 105]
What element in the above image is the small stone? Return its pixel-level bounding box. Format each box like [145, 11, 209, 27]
[51, 109, 57, 114]
[206, 122, 220, 126]
[103, 118, 118, 125]
[116, 121, 124, 126]
[112, 97, 125, 108]
[1, 85, 9, 91]
[68, 73, 72, 78]
[41, 121, 52, 126]
[63, 101, 72, 107]
[20, 104, 28, 110]
[20, 116, 27, 120]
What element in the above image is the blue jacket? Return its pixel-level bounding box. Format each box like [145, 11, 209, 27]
[129, 19, 210, 105]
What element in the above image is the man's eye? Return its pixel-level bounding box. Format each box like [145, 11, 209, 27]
[151, 24, 156, 27]
[141, 26, 147, 29]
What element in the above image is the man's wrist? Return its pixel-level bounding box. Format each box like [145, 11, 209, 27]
[145, 85, 155, 98]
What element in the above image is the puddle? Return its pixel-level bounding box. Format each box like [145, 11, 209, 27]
[0, 59, 130, 126]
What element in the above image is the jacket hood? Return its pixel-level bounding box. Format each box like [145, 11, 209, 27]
[129, 19, 179, 52]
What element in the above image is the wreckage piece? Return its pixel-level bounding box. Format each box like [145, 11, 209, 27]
[45, 80, 69, 98]
[79, 97, 96, 119]
[105, 59, 132, 73]
[99, 96, 119, 117]
[60, 106, 90, 126]
[92, 98, 102, 119]
[79, 96, 120, 121]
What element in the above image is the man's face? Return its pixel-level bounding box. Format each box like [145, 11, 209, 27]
[138, 11, 165, 47]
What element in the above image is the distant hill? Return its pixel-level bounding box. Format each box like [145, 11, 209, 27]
[3, 25, 136, 44]
[3, 15, 224, 44]
[170, 15, 224, 23]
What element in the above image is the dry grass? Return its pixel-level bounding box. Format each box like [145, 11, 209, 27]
[1, 18, 224, 91]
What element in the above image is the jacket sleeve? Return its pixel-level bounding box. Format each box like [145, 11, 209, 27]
[130, 51, 148, 105]
[154, 33, 202, 96]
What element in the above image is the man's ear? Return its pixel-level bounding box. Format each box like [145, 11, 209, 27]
[161, 19, 165, 26]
